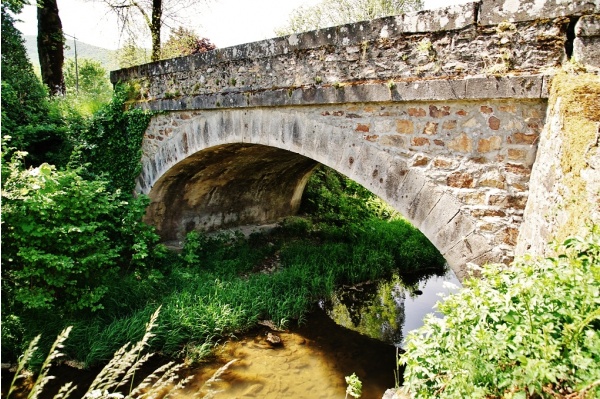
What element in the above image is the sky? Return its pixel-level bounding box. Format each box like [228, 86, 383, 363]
[15, 0, 471, 50]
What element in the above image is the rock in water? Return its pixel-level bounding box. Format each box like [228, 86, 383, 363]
[266, 332, 282, 346]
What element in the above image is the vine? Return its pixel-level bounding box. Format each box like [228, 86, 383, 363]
[70, 84, 153, 194]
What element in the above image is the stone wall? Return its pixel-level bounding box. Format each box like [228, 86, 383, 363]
[110, 0, 600, 273]
[110, 0, 598, 109]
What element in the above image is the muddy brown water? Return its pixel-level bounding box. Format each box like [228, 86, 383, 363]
[1, 310, 395, 399]
[2, 269, 460, 399]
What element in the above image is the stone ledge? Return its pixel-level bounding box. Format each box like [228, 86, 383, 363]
[479, 0, 600, 26]
[130, 75, 549, 112]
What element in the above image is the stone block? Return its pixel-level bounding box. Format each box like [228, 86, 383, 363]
[508, 148, 528, 161]
[384, 157, 410, 200]
[479, 0, 600, 26]
[488, 194, 528, 209]
[443, 232, 492, 275]
[420, 192, 462, 243]
[433, 211, 477, 255]
[380, 135, 407, 148]
[465, 76, 545, 100]
[389, 168, 426, 217]
[447, 172, 475, 188]
[573, 37, 600, 69]
[442, 120, 457, 130]
[575, 14, 600, 37]
[407, 182, 444, 226]
[411, 155, 430, 166]
[396, 119, 415, 134]
[448, 132, 473, 153]
[488, 116, 501, 130]
[423, 121, 438, 135]
[408, 107, 427, 117]
[392, 80, 466, 101]
[392, 1, 478, 33]
[512, 132, 539, 144]
[411, 137, 430, 146]
[477, 136, 502, 153]
[433, 158, 455, 169]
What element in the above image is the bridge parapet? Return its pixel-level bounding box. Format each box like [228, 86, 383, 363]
[111, 0, 598, 111]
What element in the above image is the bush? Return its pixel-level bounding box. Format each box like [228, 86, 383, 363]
[62, 58, 113, 115]
[400, 230, 600, 398]
[1, 153, 160, 313]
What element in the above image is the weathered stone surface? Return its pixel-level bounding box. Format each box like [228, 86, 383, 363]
[575, 14, 600, 37]
[479, 0, 600, 25]
[573, 37, 600, 69]
[516, 73, 600, 258]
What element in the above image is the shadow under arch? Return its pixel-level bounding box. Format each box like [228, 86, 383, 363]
[146, 142, 318, 241]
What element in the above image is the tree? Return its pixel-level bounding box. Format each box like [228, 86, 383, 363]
[275, 0, 423, 36]
[98, 0, 203, 62]
[161, 26, 215, 59]
[37, 0, 65, 95]
[1, 1, 70, 167]
[117, 38, 150, 68]
[63, 58, 112, 99]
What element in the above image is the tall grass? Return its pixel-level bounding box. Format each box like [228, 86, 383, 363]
[3, 165, 445, 370]
[6, 217, 444, 368]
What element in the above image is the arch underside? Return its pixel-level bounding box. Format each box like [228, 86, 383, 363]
[139, 105, 529, 280]
[146, 143, 318, 241]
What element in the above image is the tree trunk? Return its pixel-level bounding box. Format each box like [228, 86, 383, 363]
[150, 0, 162, 62]
[37, 0, 65, 95]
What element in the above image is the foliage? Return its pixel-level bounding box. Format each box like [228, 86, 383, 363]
[301, 165, 400, 224]
[98, 0, 208, 62]
[1, 3, 71, 168]
[400, 230, 600, 399]
[117, 39, 150, 69]
[161, 26, 216, 59]
[1, 153, 160, 313]
[275, 0, 423, 36]
[345, 373, 363, 399]
[63, 58, 113, 114]
[69, 84, 152, 193]
[2, 214, 443, 367]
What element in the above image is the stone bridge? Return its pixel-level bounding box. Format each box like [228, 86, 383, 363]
[111, 0, 600, 280]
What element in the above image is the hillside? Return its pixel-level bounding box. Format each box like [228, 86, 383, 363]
[24, 35, 120, 72]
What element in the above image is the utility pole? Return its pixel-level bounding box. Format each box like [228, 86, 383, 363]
[64, 33, 79, 94]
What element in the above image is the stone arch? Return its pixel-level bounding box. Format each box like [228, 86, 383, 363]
[140, 108, 493, 280]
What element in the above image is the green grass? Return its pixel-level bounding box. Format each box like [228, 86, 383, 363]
[6, 217, 444, 368]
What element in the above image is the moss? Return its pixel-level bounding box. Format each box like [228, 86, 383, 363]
[550, 71, 600, 242]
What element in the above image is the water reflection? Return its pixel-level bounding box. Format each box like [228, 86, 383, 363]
[322, 267, 461, 347]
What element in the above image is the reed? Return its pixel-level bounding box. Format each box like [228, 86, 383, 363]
[7, 308, 237, 399]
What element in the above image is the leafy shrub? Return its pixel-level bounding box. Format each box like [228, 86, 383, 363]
[400, 230, 600, 398]
[1, 153, 160, 312]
